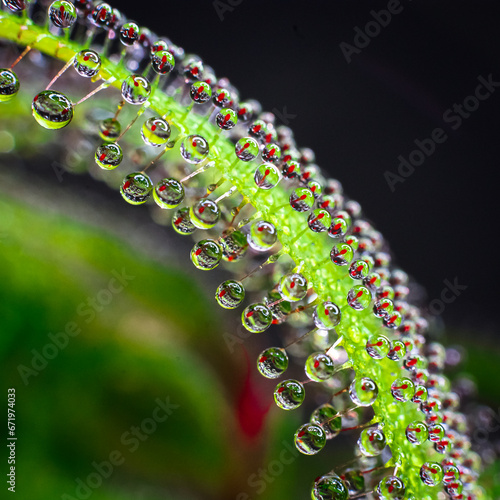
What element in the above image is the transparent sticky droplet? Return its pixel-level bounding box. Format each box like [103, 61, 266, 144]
[212, 87, 232, 108]
[366, 334, 390, 359]
[235, 136, 259, 162]
[328, 216, 349, 239]
[289, 187, 314, 213]
[257, 347, 288, 379]
[119, 22, 140, 46]
[444, 480, 463, 497]
[121, 75, 151, 105]
[3, 0, 26, 13]
[427, 423, 445, 443]
[278, 273, 308, 302]
[49, 1, 77, 28]
[310, 404, 341, 439]
[182, 56, 203, 83]
[141, 117, 171, 147]
[294, 423, 326, 455]
[347, 285, 371, 311]
[330, 243, 353, 266]
[411, 384, 428, 404]
[190, 239, 222, 271]
[387, 339, 406, 361]
[261, 143, 281, 164]
[153, 178, 184, 209]
[264, 291, 291, 324]
[120, 172, 153, 205]
[90, 3, 113, 27]
[0, 69, 20, 102]
[99, 118, 121, 142]
[242, 303, 272, 333]
[311, 474, 349, 500]
[32, 91, 73, 130]
[216, 108, 238, 130]
[443, 464, 460, 484]
[373, 298, 394, 318]
[151, 50, 175, 75]
[406, 421, 428, 445]
[349, 377, 378, 407]
[95, 142, 122, 170]
[305, 352, 335, 382]
[313, 301, 341, 330]
[215, 280, 245, 309]
[172, 208, 196, 235]
[349, 259, 370, 280]
[281, 159, 301, 179]
[73, 49, 101, 77]
[274, 379, 305, 410]
[308, 209, 331, 232]
[221, 230, 248, 262]
[190, 199, 220, 230]
[342, 469, 365, 497]
[254, 163, 281, 189]
[190, 81, 211, 103]
[308, 179, 323, 199]
[358, 427, 386, 457]
[247, 220, 277, 252]
[180, 135, 209, 164]
[390, 377, 415, 402]
[420, 462, 444, 487]
[377, 476, 405, 500]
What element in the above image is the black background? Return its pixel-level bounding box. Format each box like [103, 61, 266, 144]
[121, 0, 500, 338]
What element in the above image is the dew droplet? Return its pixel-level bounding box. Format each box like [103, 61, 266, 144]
[274, 379, 305, 410]
[308, 209, 331, 232]
[32, 91, 73, 130]
[90, 2, 113, 27]
[257, 347, 288, 379]
[411, 384, 428, 404]
[387, 339, 406, 361]
[49, 1, 77, 28]
[95, 142, 123, 170]
[261, 143, 282, 164]
[328, 216, 349, 239]
[153, 178, 184, 209]
[330, 242, 353, 266]
[190, 81, 211, 103]
[73, 49, 101, 78]
[247, 220, 277, 252]
[242, 303, 272, 333]
[281, 159, 301, 180]
[365, 334, 390, 359]
[121, 75, 151, 105]
[0, 69, 20, 102]
[141, 117, 171, 147]
[3, 0, 26, 12]
[120, 172, 153, 205]
[427, 423, 445, 443]
[212, 87, 232, 108]
[180, 135, 209, 164]
[235, 136, 259, 162]
[348, 259, 370, 280]
[294, 423, 326, 455]
[215, 280, 245, 309]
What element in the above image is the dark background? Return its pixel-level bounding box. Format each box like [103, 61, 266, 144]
[121, 0, 500, 339]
